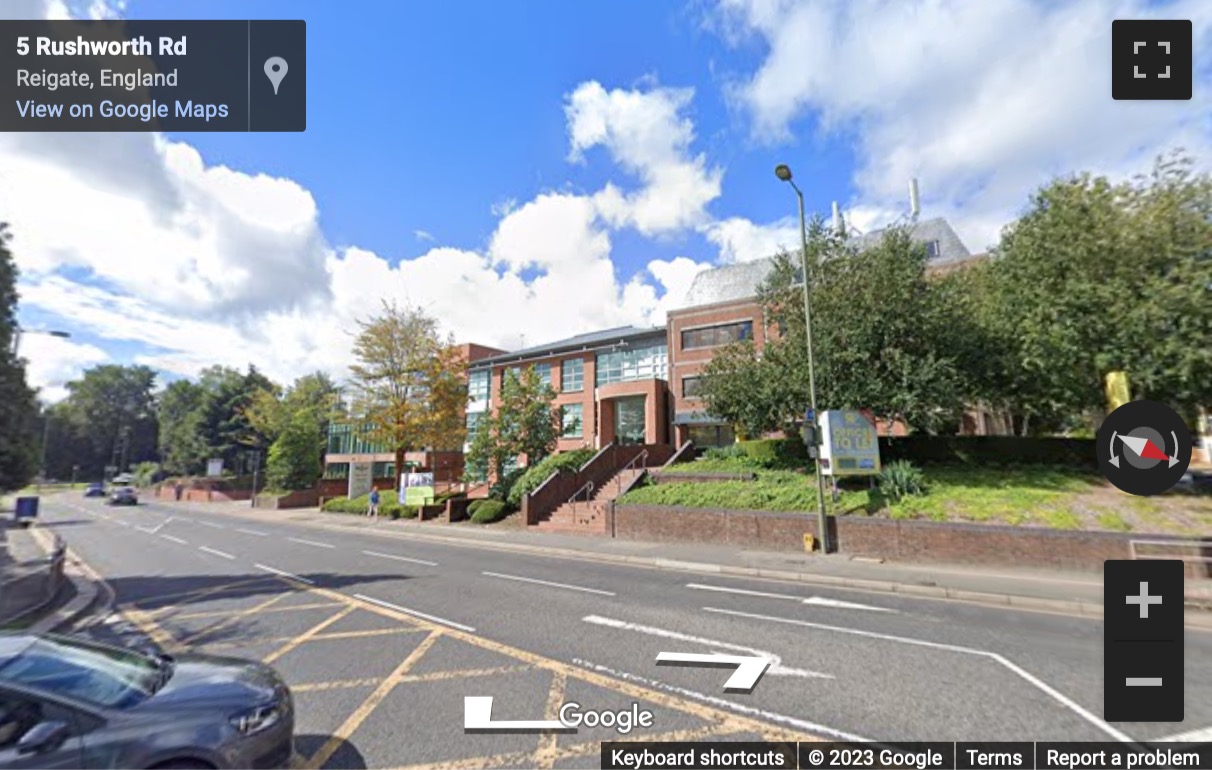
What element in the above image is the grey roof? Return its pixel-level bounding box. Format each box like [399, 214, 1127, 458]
[681, 217, 971, 309]
[470, 325, 667, 368]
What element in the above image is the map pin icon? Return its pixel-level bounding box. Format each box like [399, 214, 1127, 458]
[264, 57, 288, 95]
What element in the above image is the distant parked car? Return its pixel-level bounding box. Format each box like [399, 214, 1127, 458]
[0, 630, 295, 769]
[108, 487, 138, 506]
[83, 483, 105, 498]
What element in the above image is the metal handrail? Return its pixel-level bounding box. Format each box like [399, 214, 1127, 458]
[619, 449, 648, 477]
[569, 481, 594, 504]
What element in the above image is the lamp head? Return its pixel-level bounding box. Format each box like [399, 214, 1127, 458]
[774, 164, 793, 182]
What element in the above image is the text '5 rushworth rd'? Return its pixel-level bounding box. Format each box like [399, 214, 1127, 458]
[0, 19, 306, 132]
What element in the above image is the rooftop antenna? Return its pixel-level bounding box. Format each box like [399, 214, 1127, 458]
[831, 201, 845, 234]
[909, 178, 921, 218]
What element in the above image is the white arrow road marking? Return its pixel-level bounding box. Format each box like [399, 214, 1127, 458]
[656, 651, 770, 692]
[581, 615, 831, 680]
[463, 696, 566, 731]
[687, 582, 896, 612]
[703, 606, 1133, 743]
[573, 658, 868, 741]
[1157, 726, 1212, 742]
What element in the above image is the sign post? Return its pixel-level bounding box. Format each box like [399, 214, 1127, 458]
[818, 410, 881, 477]
[205, 458, 224, 478]
[401, 472, 436, 506]
[348, 461, 374, 500]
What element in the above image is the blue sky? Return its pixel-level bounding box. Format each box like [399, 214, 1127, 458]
[143, 0, 853, 275]
[4, 0, 1209, 399]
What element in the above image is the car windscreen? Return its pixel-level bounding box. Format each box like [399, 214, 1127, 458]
[0, 636, 161, 708]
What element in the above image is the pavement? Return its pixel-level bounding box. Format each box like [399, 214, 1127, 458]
[24, 492, 1212, 768]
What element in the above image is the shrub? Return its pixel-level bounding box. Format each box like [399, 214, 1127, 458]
[490, 467, 528, 502]
[466, 499, 487, 516]
[878, 436, 1098, 469]
[321, 489, 400, 514]
[878, 460, 927, 502]
[703, 439, 807, 469]
[506, 448, 596, 507]
[470, 499, 509, 524]
[704, 444, 747, 461]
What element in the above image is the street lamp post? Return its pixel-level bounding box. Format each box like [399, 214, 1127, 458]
[774, 164, 832, 554]
[10, 327, 71, 358]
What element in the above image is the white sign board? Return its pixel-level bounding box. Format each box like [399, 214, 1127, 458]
[348, 461, 374, 499]
[206, 458, 224, 478]
[818, 410, 880, 477]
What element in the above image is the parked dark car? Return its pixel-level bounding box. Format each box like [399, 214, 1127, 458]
[82, 484, 104, 498]
[0, 631, 294, 769]
[107, 487, 137, 506]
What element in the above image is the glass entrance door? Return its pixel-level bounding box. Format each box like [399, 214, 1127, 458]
[614, 396, 647, 446]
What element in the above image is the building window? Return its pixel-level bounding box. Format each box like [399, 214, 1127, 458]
[680, 321, 754, 350]
[561, 403, 583, 438]
[504, 366, 522, 387]
[468, 370, 489, 410]
[596, 343, 668, 386]
[688, 424, 735, 448]
[535, 362, 552, 389]
[324, 462, 350, 479]
[466, 412, 481, 441]
[925, 240, 941, 260]
[682, 376, 703, 398]
[561, 358, 584, 392]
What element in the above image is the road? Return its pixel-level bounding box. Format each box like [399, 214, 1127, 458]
[31, 494, 1212, 769]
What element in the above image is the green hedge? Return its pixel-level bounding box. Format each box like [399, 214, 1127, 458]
[470, 499, 509, 524]
[322, 489, 418, 518]
[738, 438, 807, 467]
[878, 436, 1098, 468]
[506, 448, 597, 506]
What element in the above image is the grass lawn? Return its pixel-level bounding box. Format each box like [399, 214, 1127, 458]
[627, 462, 1212, 534]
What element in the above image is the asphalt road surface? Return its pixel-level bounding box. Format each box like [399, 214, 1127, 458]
[30, 494, 1212, 769]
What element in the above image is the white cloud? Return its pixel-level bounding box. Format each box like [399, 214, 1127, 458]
[414, 229, 435, 243]
[18, 332, 108, 403]
[701, 215, 800, 262]
[716, 0, 1212, 251]
[566, 81, 725, 235]
[5, 0, 739, 391]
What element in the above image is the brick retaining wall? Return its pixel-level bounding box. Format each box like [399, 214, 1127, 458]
[613, 504, 1212, 576]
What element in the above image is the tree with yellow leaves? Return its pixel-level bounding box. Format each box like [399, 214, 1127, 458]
[347, 302, 467, 492]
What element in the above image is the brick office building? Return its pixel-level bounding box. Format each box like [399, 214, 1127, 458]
[667, 217, 990, 446]
[465, 326, 672, 469]
[320, 342, 505, 497]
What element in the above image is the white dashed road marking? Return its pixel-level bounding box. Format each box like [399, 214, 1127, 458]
[237, 528, 268, 537]
[362, 550, 437, 566]
[354, 593, 476, 632]
[483, 571, 616, 596]
[199, 546, 235, 560]
[687, 583, 896, 613]
[160, 535, 188, 545]
[255, 563, 314, 584]
[288, 537, 333, 549]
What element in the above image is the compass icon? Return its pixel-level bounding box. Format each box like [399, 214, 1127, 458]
[1097, 399, 1192, 496]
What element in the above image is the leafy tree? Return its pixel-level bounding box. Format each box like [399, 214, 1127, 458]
[0, 224, 39, 492]
[986, 151, 1212, 431]
[193, 365, 278, 474]
[701, 218, 968, 436]
[348, 302, 467, 492]
[465, 367, 560, 488]
[157, 379, 209, 475]
[248, 372, 342, 491]
[54, 364, 159, 479]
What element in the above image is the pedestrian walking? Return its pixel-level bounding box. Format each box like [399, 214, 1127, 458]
[368, 486, 381, 520]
